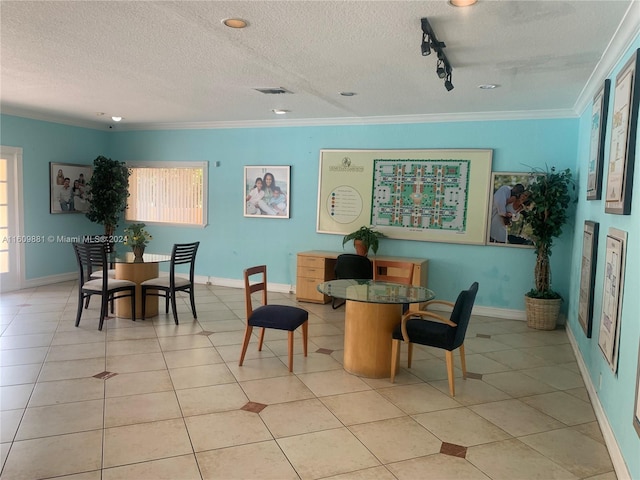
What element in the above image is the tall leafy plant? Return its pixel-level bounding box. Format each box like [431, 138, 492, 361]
[85, 156, 130, 236]
[522, 167, 574, 299]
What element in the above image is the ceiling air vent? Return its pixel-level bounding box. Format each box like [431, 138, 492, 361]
[254, 87, 293, 95]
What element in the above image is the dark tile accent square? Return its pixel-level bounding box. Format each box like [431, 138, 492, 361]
[316, 348, 334, 355]
[198, 331, 215, 336]
[93, 371, 118, 380]
[476, 333, 491, 338]
[440, 442, 467, 458]
[242, 401, 267, 413]
[466, 372, 483, 380]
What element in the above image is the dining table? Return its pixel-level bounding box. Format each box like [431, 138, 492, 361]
[109, 251, 172, 319]
[317, 279, 435, 378]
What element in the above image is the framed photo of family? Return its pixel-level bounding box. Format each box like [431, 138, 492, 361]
[49, 162, 92, 214]
[578, 221, 599, 338]
[597, 228, 627, 373]
[244, 165, 291, 219]
[486, 172, 538, 248]
[605, 48, 639, 214]
[587, 79, 610, 200]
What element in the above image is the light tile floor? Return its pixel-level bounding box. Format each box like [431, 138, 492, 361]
[0, 282, 617, 480]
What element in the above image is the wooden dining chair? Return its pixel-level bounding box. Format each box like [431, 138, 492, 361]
[72, 242, 136, 330]
[239, 265, 309, 372]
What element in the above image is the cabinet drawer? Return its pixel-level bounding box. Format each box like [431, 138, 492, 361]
[298, 255, 325, 268]
[296, 277, 326, 302]
[297, 265, 325, 280]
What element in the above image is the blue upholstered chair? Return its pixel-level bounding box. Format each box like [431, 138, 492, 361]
[390, 282, 479, 396]
[239, 265, 308, 372]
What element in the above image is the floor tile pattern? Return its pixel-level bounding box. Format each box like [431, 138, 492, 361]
[0, 282, 616, 479]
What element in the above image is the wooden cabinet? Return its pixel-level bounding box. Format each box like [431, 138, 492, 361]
[296, 251, 429, 304]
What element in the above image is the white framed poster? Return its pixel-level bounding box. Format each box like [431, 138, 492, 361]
[316, 149, 493, 245]
[597, 227, 627, 373]
[587, 80, 610, 200]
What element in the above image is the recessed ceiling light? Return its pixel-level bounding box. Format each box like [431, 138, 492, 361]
[340, 92, 357, 97]
[111, 116, 123, 122]
[272, 109, 289, 115]
[448, 0, 477, 7]
[223, 18, 248, 28]
[478, 84, 499, 89]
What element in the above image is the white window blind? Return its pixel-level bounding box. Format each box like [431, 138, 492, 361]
[126, 162, 207, 226]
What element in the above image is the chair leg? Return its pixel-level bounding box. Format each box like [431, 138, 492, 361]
[301, 321, 308, 357]
[459, 344, 467, 379]
[390, 339, 400, 383]
[189, 288, 197, 319]
[238, 325, 253, 366]
[99, 296, 108, 331]
[141, 286, 147, 320]
[257, 328, 266, 351]
[130, 289, 136, 321]
[287, 331, 294, 372]
[407, 343, 414, 368]
[165, 293, 170, 314]
[170, 292, 179, 325]
[75, 292, 85, 327]
[84, 296, 90, 309]
[445, 350, 455, 396]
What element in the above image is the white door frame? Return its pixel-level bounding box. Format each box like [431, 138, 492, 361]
[0, 146, 24, 292]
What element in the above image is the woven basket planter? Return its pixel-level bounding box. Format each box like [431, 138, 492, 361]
[524, 295, 562, 330]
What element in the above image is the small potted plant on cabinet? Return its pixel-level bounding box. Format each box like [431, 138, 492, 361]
[342, 226, 386, 256]
[521, 166, 574, 330]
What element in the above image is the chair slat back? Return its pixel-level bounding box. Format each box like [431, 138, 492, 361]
[169, 242, 200, 284]
[73, 242, 108, 287]
[243, 265, 268, 319]
[373, 260, 414, 285]
[450, 282, 479, 348]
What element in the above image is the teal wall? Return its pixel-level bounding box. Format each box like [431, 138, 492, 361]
[567, 38, 640, 478]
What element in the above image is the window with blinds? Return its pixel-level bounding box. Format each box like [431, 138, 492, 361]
[125, 162, 208, 226]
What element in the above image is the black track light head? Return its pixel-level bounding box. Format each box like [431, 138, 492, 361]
[444, 74, 454, 91]
[436, 60, 447, 79]
[421, 34, 431, 56]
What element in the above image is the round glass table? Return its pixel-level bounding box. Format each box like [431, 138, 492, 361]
[317, 279, 435, 378]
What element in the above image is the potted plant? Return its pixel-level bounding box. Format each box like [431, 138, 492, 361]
[123, 223, 152, 259]
[342, 226, 386, 256]
[521, 166, 575, 330]
[85, 156, 130, 238]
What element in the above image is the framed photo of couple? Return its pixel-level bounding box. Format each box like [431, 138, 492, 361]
[50, 162, 92, 214]
[244, 166, 290, 219]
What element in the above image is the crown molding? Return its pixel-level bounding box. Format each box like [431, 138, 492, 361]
[573, 0, 640, 116]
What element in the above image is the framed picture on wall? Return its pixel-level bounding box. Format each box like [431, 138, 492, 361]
[578, 221, 599, 338]
[244, 166, 291, 218]
[50, 162, 93, 214]
[605, 48, 640, 214]
[634, 341, 640, 438]
[587, 79, 610, 200]
[486, 172, 538, 247]
[597, 228, 627, 373]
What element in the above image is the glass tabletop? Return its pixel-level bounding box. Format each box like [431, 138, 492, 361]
[317, 279, 435, 304]
[108, 252, 172, 264]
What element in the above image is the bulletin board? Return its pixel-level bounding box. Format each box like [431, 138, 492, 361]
[316, 149, 493, 245]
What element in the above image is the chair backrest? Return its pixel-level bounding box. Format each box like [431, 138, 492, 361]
[450, 282, 479, 348]
[170, 242, 200, 283]
[373, 259, 414, 285]
[73, 242, 109, 288]
[335, 254, 373, 280]
[244, 265, 268, 319]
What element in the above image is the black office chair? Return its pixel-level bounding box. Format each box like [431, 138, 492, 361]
[390, 282, 479, 396]
[239, 265, 309, 372]
[141, 242, 199, 324]
[332, 254, 373, 309]
[72, 242, 136, 331]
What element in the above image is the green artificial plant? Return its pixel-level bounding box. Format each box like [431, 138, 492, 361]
[522, 167, 575, 299]
[342, 226, 386, 255]
[85, 156, 130, 236]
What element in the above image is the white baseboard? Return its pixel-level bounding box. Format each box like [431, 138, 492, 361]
[566, 326, 630, 480]
[21, 272, 77, 289]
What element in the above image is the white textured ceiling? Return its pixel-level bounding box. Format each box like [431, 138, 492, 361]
[0, 1, 638, 130]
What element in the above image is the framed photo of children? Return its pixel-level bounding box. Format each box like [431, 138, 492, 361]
[244, 166, 290, 218]
[605, 48, 639, 214]
[486, 172, 537, 248]
[50, 162, 92, 214]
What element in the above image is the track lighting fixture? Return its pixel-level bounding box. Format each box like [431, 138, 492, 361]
[420, 17, 454, 92]
[421, 33, 431, 56]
